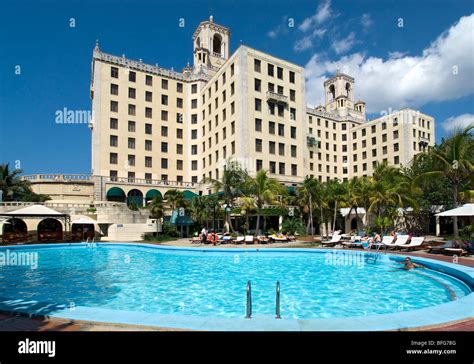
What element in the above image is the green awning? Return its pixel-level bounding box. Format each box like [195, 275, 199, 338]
[170, 210, 195, 225]
[183, 190, 198, 200]
[287, 186, 296, 194]
[106, 187, 126, 197]
[146, 189, 162, 199]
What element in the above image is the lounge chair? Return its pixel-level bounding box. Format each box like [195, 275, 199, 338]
[270, 234, 289, 242]
[189, 236, 201, 244]
[245, 235, 255, 244]
[427, 240, 454, 254]
[233, 236, 245, 244]
[342, 236, 373, 249]
[256, 235, 270, 244]
[321, 234, 342, 247]
[398, 237, 425, 251]
[393, 235, 410, 249]
[382, 236, 398, 250]
[442, 240, 470, 256]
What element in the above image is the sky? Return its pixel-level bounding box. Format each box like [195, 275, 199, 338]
[0, 0, 473, 175]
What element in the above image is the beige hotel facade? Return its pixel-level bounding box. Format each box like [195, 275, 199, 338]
[29, 17, 435, 205]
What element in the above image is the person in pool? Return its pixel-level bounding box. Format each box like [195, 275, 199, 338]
[400, 257, 425, 270]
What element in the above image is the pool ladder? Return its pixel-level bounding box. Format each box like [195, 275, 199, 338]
[245, 280, 281, 319]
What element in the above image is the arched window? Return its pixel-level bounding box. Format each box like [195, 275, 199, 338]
[196, 37, 201, 48]
[213, 34, 222, 56]
[345, 82, 351, 97]
[329, 84, 335, 100]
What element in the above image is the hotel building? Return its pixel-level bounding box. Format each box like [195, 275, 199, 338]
[32, 16, 435, 205]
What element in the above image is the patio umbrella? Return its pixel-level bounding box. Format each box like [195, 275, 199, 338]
[435, 204, 474, 217]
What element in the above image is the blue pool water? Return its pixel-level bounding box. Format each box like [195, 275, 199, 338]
[0, 244, 471, 320]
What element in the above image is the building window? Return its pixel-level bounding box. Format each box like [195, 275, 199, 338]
[161, 79, 168, 89]
[254, 59, 261, 72]
[161, 110, 168, 121]
[145, 140, 152, 151]
[177, 129, 183, 139]
[290, 127, 297, 141]
[277, 67, 283, 80]
[111, 67, 119, 78]
[161, 126, 168, 137]
[128, 138, 135, 149]
[255, 118, 262, 131]
[128, 71, 136, 82]
[110, 84, 119, 95]
[177, 144, 183, 154]
[145, 107, 152, 118]
[161, 142, 168, 153]
[128, 121, 135, 132]
[254, 78, 261, 92]
[256, 159, 263, 171]
[127, 155, 135, 166]
[290, 90, 295, 102]
[161, 95, 168, 105]
[161, 158, 168, 169]
[145, 91, 152, 102]
[146, 75, 153, 86]
[177, 160, 183, 170]
[394, 143, 399, 152]
[289, 71, 295, 83]
[110, 135, 118, 147]
[268, 64, 274, 77]
[177, 82, 183, 93]
[110, 118, 118, 129]
[291, 164, 297, 176]
[269, 161, 276, 174]
[279, 162, 285, 175]
[110, 153, 118, 164]
[191, 84, 197, 94]
[255, 139, 262, 152]
[393, 130, 399, 139]
[128, 88, 136, 99]
[177, 98, 183, 108]
[394, 156, 400, 165]
[278, 123, 284, 136]
[278, 143, 285, 156]
[128, 104, 136, 116]
[269, 121, 275, 134]
[269, 141, 276, 154]
[110, 101, 118, 112]
[145, 156, 152, 168]
[291, 145, 297, 158]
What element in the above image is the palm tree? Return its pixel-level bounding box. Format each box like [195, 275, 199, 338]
[0, 163, 48, 202]
[188, 196, 207, 226]
[239, 196, 256, 234]
[149, 195, 164, 234]
[296, 176, 322, 235]
[203, 159, 249, 232]
[323, 179, 348, 234]
[164, 189, 186, 212]
[246, 169, 286, 236]
[416, 125, 473, 236]
[345, 177, 372, 231]
[368, 162, 420, 220]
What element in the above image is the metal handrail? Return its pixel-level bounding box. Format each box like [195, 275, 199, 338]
[245, 280, 252, 319]
[275, 281, 281, 319]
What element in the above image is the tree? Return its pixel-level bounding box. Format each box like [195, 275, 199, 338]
[296, 176, 322, 235]
[164, 189, 185, 212]
[415, 125, 474, 236]
[344, 177, 372, 231]
[0, 163, 50, 202]
[245, 169, 286, 236]
[203, 159, 249, 232]
[149, 195, 164, 234]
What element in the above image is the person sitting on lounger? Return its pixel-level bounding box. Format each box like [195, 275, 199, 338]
[208, 230, 218, 246]
[399, 257, 425, 270]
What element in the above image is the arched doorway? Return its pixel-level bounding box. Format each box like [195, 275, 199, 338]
[2, 218, 28, 243]
[145, 189, 163, 205]
[213, 34, 222, 56]
[350, 217, 358, 231]
[106, 187, 126, 202]
[37, 218, 63, 241]
[127, 189, 144, 208]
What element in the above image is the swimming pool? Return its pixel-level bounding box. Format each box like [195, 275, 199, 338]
[0, 243, 473, 331]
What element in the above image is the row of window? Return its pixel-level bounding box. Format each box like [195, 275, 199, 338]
[254, 139, 298, 157]
[254, 79, 296, 101]
[110, 66, 199, 94]
[253, 58, 296, 84]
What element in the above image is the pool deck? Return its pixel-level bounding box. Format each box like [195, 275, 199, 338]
[0, 239, 472, 332]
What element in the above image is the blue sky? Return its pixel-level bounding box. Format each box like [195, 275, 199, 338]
[0, 0, 473, 174]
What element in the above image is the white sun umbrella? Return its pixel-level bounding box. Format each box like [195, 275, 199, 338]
[435, 204, 474, 217]
[71, 216, 102, 234]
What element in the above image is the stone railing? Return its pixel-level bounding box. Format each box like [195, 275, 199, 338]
[266, 91, 288, 104]
[104, 176, 197, 189]
[22, 174, 92, 182]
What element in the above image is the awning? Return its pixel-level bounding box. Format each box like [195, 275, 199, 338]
[435, 204, 474, 217]
[71, 217, 97, 224]
[169, 210, 195, 225]
[1, 204, 68, 217]
[183, 190, 198, 200]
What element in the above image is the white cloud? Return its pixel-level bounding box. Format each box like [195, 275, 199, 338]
[294, 28, 327, 52]
[331, 32, 356, 54]
[442, 114, 474, 132]
[304, 14, 474, 114]
[361, 13, 373, 29]
[299, 0, 332, 32]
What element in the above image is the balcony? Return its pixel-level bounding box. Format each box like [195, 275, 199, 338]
[266, 91, 288, 105]
[307, 136, 320, 149]
[418, 136, 430, 147]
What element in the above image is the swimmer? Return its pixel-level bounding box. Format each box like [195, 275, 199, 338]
[399, 257, 425, 270]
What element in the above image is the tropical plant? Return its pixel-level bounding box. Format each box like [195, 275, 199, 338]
[164, 189, 186, 212]
[0, 163, 49, 202]
[296, 176, 322, 234]
[415, 125, 474, 236]
[245, 169, 287, 235]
